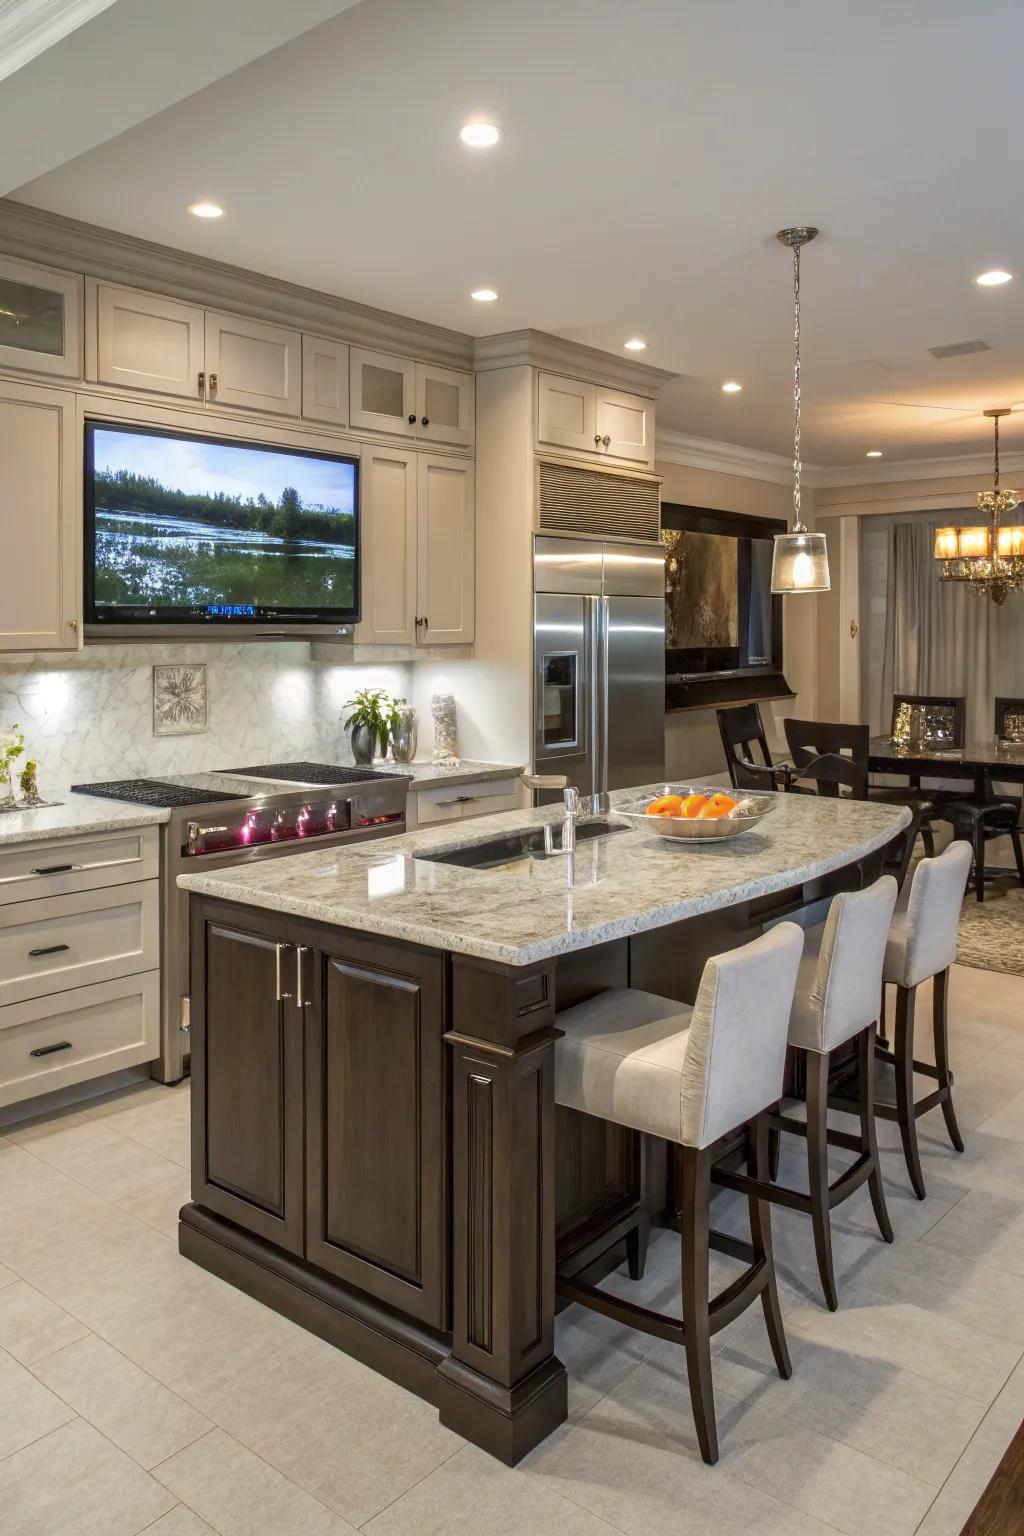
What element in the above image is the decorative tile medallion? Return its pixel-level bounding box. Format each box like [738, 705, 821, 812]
[153, 664, 208, 736]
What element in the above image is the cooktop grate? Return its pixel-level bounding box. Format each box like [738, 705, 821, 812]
[71, 779, 242, 808]
[228, 761, 405, 784]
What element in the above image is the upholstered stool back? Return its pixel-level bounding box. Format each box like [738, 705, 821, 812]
[787, 876, 898, 1054]
[884, 840, 972, 989]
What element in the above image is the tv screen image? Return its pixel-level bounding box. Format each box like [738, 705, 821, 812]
[85, 423, 359, 625]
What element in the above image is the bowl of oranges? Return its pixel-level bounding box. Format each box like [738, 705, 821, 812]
[613, 785, 776, 843]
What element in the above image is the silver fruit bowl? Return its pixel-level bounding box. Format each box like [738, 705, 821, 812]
[613, 785, 777, 843]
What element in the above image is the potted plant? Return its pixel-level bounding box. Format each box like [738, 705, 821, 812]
[1, 723, 25, 811]
[344, 688, 395, 764]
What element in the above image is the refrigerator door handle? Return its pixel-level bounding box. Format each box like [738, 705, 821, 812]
[593, 595, 611, 804]
[586, 595, 601, 802]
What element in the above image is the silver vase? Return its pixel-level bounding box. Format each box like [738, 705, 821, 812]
[391, 708, 417, 764]
[350, 723, 375, 765]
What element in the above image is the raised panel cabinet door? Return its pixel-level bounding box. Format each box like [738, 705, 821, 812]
[537, 372, 597, 454]
[356, 444, 417, 644]
[417, 455, 475, 644]
[305, 934, 448, 1328]
[95, 283, 206, 399]
[415, 363, 474, 447]
[191, 915, 304, 1254]
[349, 347, 416, 436]
[0, 381, 79, 651]
[205, 311, 301, 416]
[594, 387, 653, 466]
[0, 255, 82, 379]
[301, 334, 349, 425]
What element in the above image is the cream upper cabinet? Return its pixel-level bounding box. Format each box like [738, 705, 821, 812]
[95, 283, 206, 400]
[302, 334, 349, 426]
[0, 256, 82, 380]
[537, 371, 655, 468]
[349, 347, 416, 436]
[537, 372, 597, 454]
[417, 455, 474, 644]
[0, 381, 79, 651]
[204, 311, 300, 416]
[414, 362, 473, 447]
[357, 444, 418, 644]
[595, 385, 653, 466]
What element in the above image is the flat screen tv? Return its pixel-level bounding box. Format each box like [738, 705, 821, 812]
[84, 422, 359, 631]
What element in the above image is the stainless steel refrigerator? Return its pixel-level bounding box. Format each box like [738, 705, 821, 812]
[533, 534, 665, 802]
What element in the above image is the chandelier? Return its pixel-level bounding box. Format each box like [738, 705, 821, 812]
[771, 226, 830, 594]
[934, 408, 1024, 604]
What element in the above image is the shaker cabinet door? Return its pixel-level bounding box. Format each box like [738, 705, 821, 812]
[305, 934, 448, 1328]
[417, 455, 475, 644]
[594, 386, 653, 466]
[95, 283, 206, 400]
[0, 255, 82, 379]
[349, 347, 416, 436]
[414, 362, 474, 447]
[537, 372, 597, 454]
[191, 914, 305, 1254]
[301, 334, 349, 425]
[0, 381, 79, 651]
[204, 311, 301, 416]
[357, 444, 418, 644]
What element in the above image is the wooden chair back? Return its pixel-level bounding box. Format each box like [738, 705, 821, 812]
[783, 718, 869, 800]
[717, 705, 777, 791]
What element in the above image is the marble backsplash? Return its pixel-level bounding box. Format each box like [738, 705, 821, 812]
[0, 643, 411, 794]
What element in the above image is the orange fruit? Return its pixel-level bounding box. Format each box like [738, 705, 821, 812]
[696, 792, 738, 820]
[678, 793, 708, 819]
[645, 794, 684, 817]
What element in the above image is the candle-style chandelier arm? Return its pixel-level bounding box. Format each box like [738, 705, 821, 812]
[934, 407, 1024, 603]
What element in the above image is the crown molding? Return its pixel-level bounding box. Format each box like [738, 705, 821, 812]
[655, 427, 795, 485]
[0, 0, 115, 83]
[811, 449, 1024, 487]
[0, 199, 475, 367]
[473, 329, 676, 396]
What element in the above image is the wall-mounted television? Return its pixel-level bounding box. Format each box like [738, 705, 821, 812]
[84, 422, 359, 635]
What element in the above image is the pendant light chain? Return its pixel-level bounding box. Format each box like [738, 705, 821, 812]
[792, 240, 804, 533]
[994, 413, 1000, 492]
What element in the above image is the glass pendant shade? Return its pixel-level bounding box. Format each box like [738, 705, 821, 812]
[997, 524, 1024, 558]
[770, 530, 831, 593]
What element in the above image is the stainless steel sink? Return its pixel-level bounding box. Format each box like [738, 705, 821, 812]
[416, 817, 626, 872]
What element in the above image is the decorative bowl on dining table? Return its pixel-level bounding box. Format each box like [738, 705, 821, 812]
[613, 785, 778, 843]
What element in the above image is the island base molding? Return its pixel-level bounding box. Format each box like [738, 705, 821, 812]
[435, 1354, 568, 1464]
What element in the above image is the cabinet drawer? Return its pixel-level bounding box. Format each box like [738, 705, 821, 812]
[0, 881, 159, 1007]
[0, 826, 160, 906]
[415, 777, 520, 825]
[0, 971, 160, 1109]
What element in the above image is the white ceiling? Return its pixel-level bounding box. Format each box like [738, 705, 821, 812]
[9, 0, 1024, 466]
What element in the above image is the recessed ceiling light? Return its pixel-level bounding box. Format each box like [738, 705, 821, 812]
[974, 269, 1014, 286]
[721, 380, 742, 393]
[866, 450, 883, 458]
[459, 122, 503, 148]
[470, 287, 498, 302]
[188, 201, 223, 219]
[623, 338, 647, 351]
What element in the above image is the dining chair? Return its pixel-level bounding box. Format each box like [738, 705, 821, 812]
[931, 697, 1024, 901]
[553, 923, 804, 1465]
[717, 704, 782, 792]
[783, 718, 869, 799]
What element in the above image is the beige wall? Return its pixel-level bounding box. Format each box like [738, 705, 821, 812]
[657, 457, 819, 779]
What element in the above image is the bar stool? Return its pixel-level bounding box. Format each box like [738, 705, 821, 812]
[876, 840, 972, 1198]
[729, 877, 898, 1312]
[553, 923, 804, 1465]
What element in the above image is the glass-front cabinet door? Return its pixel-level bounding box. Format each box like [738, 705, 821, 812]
[0, 256, 82, 379]
[349, 347, 416, 436]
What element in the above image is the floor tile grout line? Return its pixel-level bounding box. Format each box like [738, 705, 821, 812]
[0, 1411, 82, 1468]
[353, 1441, 466, 1531]
[13, 1130, 186, 1212]
[911, 1372, 1024, 1534]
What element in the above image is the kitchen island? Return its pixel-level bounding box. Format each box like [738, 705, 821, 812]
[176, 789, 910, 1464]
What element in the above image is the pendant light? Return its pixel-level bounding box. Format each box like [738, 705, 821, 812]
[933, 408, 1024, 604]
[771, 226, 830, 594]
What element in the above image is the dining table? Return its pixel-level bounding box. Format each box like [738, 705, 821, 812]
[868, 737, 1024, 796]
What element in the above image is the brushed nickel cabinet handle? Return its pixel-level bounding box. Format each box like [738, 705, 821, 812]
[296, 946, 309, 1008]
[274, 942, 292, 1002]
[198, 370, 205, 397]
[209, 372, 218, 397]
[594, 434, 603, 446]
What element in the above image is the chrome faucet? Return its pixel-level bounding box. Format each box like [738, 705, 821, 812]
[521, 773, 581, 853]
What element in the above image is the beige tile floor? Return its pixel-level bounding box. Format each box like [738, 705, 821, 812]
[0, 961, 1022, 1535]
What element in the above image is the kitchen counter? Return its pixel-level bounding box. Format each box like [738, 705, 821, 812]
[368, 759, 523, 790]
[0, 795, 169, 847]
[177, 789, 909, 965]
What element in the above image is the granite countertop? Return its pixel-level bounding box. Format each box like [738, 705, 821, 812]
[178, 789, 910, 967]
[370, 760, 523, 790]
[0, 796, 169, 847]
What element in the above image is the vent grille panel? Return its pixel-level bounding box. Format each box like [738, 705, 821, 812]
[927, 338, 991, 359]
[537, 460, 660, 541]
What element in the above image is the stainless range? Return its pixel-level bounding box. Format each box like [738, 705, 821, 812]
[71, 762, 408, 1082]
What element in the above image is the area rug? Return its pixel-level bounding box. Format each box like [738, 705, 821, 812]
[957, 876, 1024, 977]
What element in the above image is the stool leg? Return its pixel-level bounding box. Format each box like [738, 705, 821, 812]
[768, 1123, 781, 1181]
[806, 1052, 838, 1312]
[680, 1145, 717, 1465]
[748, 1114, 791, 1381]
[625, 1220, 649, 1281]
[859, 1022, 893, 1244]
[972, 822, 985, 901]
[1011, 825, 1024, 886]
[894, 984, 927, 1199]
[920, 824, 935, 859]
[932, 967, 964, 1154]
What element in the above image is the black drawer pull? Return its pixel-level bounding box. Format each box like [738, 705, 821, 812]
[28, 943, 70, 958]
[30, 1041, 72, 1058]
[30, 864, 74, 876]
